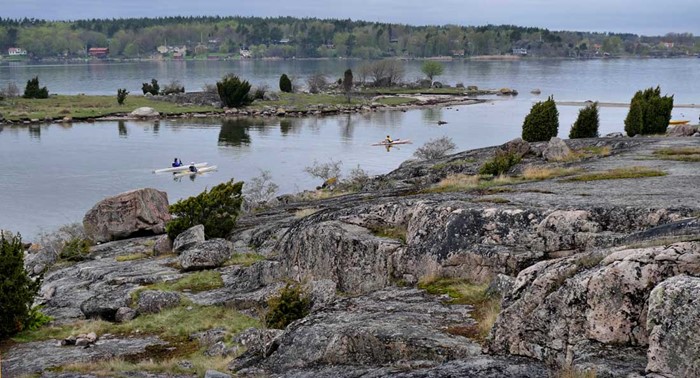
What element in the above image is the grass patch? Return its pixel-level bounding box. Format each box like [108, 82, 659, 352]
[60, 354, 231, 377]
[294, 208, 320, 218]
[473, 197, 511, 204]
[374, 96, 420, 106]
[368, 87, 468, 95]
[226, 253, 266, 267]
[0, 95, 221, 121]
[418, 278, 501, 343]
[147, 271, 224, 294]
[564, 166, 667, 182]
[424, 174, 523, 194]
[556, 366, 598, 378]
[14, 304, 259, 343]
[554, 146, 612, 162]
[367, 225, 407, 243]
[251, 92, 367, 109]
[431, 158, 477, 171]
[652, 147, 700, 162]
[522, 166, 583, 180]
[115, 253, 149, 262]
[625, 234, 700, 249]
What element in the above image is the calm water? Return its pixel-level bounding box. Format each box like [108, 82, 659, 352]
[1, 59, 698, 238]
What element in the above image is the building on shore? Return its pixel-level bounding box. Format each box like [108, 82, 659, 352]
[8, 47, 27, 56]
[88, 48, 109, 58]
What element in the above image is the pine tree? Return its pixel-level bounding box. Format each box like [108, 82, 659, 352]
[569, 102, 600, 138]
[216, 74, 252, 108]
[0, 233, 41, 338]
[522, 95, 559, 142]
[624, 86, 673, 136]
[279, 74, 292, 93]
[343, 69, 353, 102]
[23, 76, 49, 99]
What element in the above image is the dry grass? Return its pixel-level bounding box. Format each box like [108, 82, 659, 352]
[367, 225, 408, 243]
[294, 208, 320, 218]
[426, 174, 522, 193]
[564, 166, 667, 182]
[418, 278, 501, 344]
[522, 166, 583, 180]
[226, 253, 266, 267]
[556, 366, 598, 378]
[652, 147, 700, 162]
[60, 353, 231, 376]
[473, 197, 511, 204]
[554, 146, 612, 162]
[115, 253, 149, 262]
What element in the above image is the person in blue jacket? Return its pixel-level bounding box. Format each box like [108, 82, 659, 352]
[172, 158, 182, 167]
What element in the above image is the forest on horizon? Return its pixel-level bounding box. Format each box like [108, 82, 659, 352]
[0, 16, 697, 60]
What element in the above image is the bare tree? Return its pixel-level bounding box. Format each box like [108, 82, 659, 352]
[413, 136, 457, 160]
[243, 170, 279, 211]
[304, 159, 343, 181]
[368, 59, 405, 86]
[307, 74, 328, 94]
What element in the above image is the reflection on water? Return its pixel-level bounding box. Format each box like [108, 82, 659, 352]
[118, 121, 128, 137]
[28, 125, 41, 139]
[422, 108, 444, 124]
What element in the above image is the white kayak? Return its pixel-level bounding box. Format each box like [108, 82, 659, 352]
[371, 139, 412, 146]
[153, 162, 208, 174]
[172, 165, 218, 178]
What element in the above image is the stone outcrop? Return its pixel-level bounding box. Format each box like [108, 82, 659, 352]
[83, 188, 171, 243]
[178, 239, 233, 271]
[136, 290, 181, 314]
[667, 124, 698, 137]
[173, 224, 205, 253]
[542, 137, 571, 161]
[646, 275, 700, 377]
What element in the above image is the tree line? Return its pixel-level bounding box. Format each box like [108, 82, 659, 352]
[0, 16, 697, 59]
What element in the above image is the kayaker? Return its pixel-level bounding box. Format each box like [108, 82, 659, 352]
[385, 135, 393, 144]
[188, 162, 198, 173]
[172, 158, 182, 167]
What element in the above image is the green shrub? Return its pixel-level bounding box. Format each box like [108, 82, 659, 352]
[266, 283, 311, 329]
[117, 88, 129, 105]
[141, 78, 160, 95]
[569, 102, 599, 138]
[0, 233, 42, 339]
[161, 80, 185, 95]
[522, 95, 559, 142]
[279, 74, 292, 93]
[166, 179, 244, 239]
[23, 76, 49, 99]
[624, 86, 674, 136]
[479, 152, 521, 176]
[216, 74, 253, 108]
[60, 237, 91, 261]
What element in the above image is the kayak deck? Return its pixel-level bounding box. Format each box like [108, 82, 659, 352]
[371, 139, 412, 146]
[153, 162, 208, 173]
[172, 165, 218, 178]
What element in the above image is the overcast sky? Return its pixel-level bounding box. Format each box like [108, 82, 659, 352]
[4, 0, 699, 36]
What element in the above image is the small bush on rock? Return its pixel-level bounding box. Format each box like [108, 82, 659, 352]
[266, 283, 311, 329]
[167, 179, 244, 239]
[60, 237, 91, 261]
[0, 233, 43, 339]
[243, 170, 279, 212]
[414, 136, 456, 160]
[522, 95, 559, 142]
[116, 88, 129, 105]
[624, 86, 674, 136]
[23, 76, 49, 99]
[216, 74, 253, 108]
[279, 74, 292, 93]
[569, 102, 599, 139]
[161, 80, 185, 95]
[479, 151, 521, 176]
[304, 159, 342, 181]
[141, 78, 160, 96]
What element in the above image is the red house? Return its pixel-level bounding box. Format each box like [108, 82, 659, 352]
[88, 47, 109, 58]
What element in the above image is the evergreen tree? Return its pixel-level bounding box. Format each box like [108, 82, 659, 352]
[279, 74, 292, 93]
[116, 88, 129, 105]
[624, 86, 673, 136]
[216, 74, 252, 108]
[569, 102, 600, 138]
[23, 76, 49, 99]
[0, 233, 41, 339]
[522, 95, 559, 142]
[343, 69, 353, 102]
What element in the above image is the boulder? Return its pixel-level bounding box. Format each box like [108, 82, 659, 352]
[80, 290, 131, 321]
[530, 88, 541, 95]
[153, 234, 173, 255]
[667, 124, 698, 137]
[83, 188, 171, 243]
[114, 307, 136, 323]
[136, 290, 181, 314]
[646, 275, 700, 377]
[263, 92, 280, 101]
[432, 81, 444, 88]
[173, 224, 205, 254]
[542, 137, 571, 161]
[205, 370, 232, 378]
[604, 132, 625, 138]
[499, 138, 531, 158]
[178, 239, 232, 271]
[466, 85, 479, 91]
[130, 107, 160, 118]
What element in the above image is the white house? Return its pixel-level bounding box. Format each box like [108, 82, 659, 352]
[8, 48, 27, 56]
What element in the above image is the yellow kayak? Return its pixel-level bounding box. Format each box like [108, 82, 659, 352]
[669, 120, 690, 125]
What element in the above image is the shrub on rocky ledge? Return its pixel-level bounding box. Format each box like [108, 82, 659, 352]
[216, 74, 253, 108]
[624, 86, 674, 136]
[279, 74, 293, 93]
[569, 102, 599, 139]
[266, 283, 311, 329]
[479, 151, 521, 176]
[167, 179, 244, 239]
[522, 95, 559, 142]
[414, 136, 456, 160]
[23, 76, 49, 99]
[0, 233, 43, 338]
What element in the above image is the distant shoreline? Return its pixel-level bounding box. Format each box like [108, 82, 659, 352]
[558, 101, 700, 109]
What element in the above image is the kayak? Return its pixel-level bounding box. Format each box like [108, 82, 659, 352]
[371, 139, 412, 146]
[153, 162, 208, 174]
[172, 165, 218, 178]
[669, 120, 690, 125]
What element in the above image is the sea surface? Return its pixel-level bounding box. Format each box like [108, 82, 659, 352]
[1, 58, 698, 238]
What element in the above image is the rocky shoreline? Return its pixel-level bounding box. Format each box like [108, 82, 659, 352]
[3, 134, 700, 377]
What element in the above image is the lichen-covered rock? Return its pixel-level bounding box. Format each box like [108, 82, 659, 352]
[153, 234, 173, 255]
[178, 239, 232, 271]
[499, 138, 531, 159]
[130, 107, 160, 118]
[173, 224, 205, 254]
[136, 290, 181, 314]
[646, 275, 700, 377]
[667, 124, 698, 137]
[83, 188, 171, 243]
[542, 137, 571, 161]
[489, 241, 700, 367]
[114, 307, 136, 323]
[231, 288, 481, 374]
[80, 288, 132, 321]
